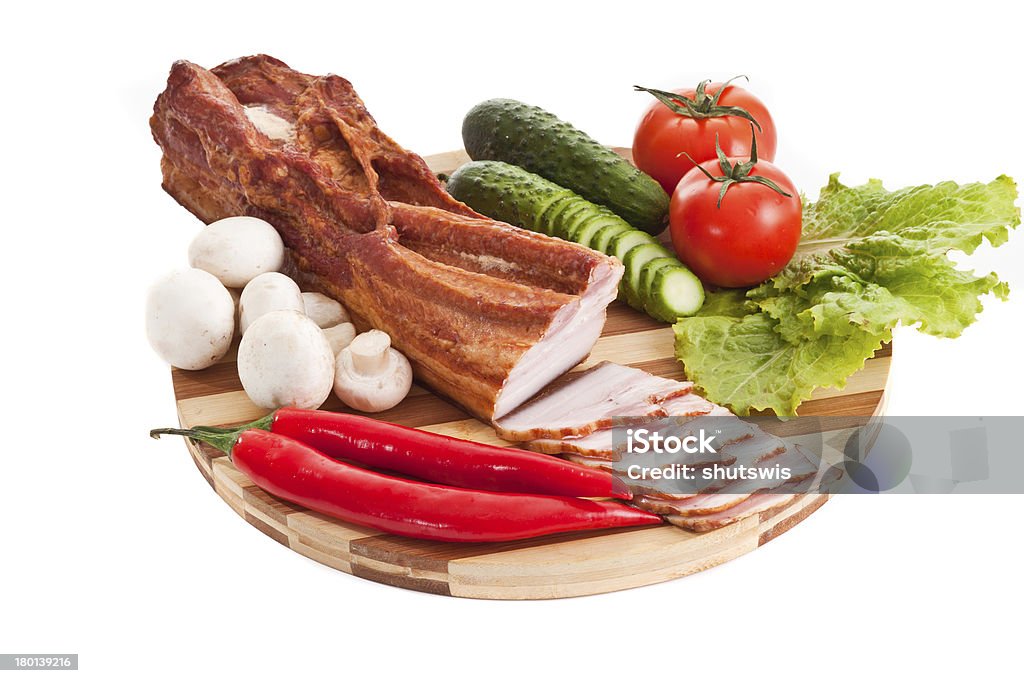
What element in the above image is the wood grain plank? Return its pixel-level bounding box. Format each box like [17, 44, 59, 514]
[350, 564, 452, 596]
[290, 538, 352, 573]
[795, 390, 886, 417]
[244, 511, 290, 547]
[583, 327, 675, 368]
[350, 526, 648, 574]
[243, 487, 307, 526]
[759, 494, 829, 546]
[448, 523, 758, 598]
[211, 458, 252, 499]
[172, 364, 245, 401]
[449, 522, 749, 583]
[601, 303, 667, 337]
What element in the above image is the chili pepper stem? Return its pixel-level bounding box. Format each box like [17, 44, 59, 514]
[150, 414, 275, 455]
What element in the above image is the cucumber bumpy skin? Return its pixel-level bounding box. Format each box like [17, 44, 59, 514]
[443, 160, 575, 232]
[445, 160, 704, 322]
[462, 99, 670, 234]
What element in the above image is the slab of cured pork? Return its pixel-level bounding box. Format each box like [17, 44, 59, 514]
[151, 55, 621, 421]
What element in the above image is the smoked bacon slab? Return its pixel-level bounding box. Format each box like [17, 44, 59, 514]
[151, 56, 621, 420]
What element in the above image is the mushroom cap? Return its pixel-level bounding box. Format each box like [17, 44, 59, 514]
[301, 292, 350, 328]
[239, 272, 304, 333]
[146, 268, 235, 371]
[238, 310, 335, 410]
[187, 216, 285, 288]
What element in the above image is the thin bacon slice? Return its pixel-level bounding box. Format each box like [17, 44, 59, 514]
[493, 362, 692, 442]
[522, 391, 717, 458]
[634, 446, 824, 514]
[664, 462, 842, 532]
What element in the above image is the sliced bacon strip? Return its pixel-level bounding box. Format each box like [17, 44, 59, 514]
[665, 494, 798, 533]
[522, 391, 717, 458]
[634, 445, 824, 515]
[664, 461, 842, 532]
[492, 362, 692, 442]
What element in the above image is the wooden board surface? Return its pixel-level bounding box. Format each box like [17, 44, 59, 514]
[168, 150, 892, 599]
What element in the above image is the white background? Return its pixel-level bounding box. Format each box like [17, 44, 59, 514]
[2, 1, 1022, 681]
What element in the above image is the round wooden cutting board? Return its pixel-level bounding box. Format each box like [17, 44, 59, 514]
[167, 150, 892, 600]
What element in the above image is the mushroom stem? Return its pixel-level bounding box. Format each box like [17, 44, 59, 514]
[349, 330, 392, 376]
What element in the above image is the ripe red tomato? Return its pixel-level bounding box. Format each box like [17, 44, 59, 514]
[670, 157, 801, 288]
[633, 80, 777, 194]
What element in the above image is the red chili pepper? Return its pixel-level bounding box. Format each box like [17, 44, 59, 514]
[151, 427, 660, 542]
[198, 408, 630, 500]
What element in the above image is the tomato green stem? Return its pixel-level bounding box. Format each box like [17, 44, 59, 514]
[633, 76, 763, 131]
[150, 414, 275, 455]
[681, 125, 792, 208]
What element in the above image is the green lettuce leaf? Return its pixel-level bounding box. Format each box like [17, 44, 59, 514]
[754, 174, 1017, 342]
[673, 292, 885, 415]
[674, 174, 1019, 416]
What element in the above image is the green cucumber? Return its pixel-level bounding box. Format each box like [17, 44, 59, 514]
[568, 209, 618, 241]
[622, 242, 673, 305]
[542, 197, 583, 237]
[462, 99, 669, 234]
[535, 196, 574, 236]
[639, 257, 682, 301]
[447, 162, 641, 261]
[609, 231, 658, 265]
[553, 203, 596, 241]
[589, 223, 633, 254]
[445, 160, 705, 321]
[569, 214, 618, 247]
[446, 161, 574, 233]
[645, 266, 706, 321]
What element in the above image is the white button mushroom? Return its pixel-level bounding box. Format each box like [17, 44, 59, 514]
[239, 272, 305, 333]
[146, 268, 235, 371]
[237, 310, 336, 410]
[187, 216, 285, 288]
[333, 330, 413, 412]
[301, 292, 350, 328]
[323, 322, 357, 357]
